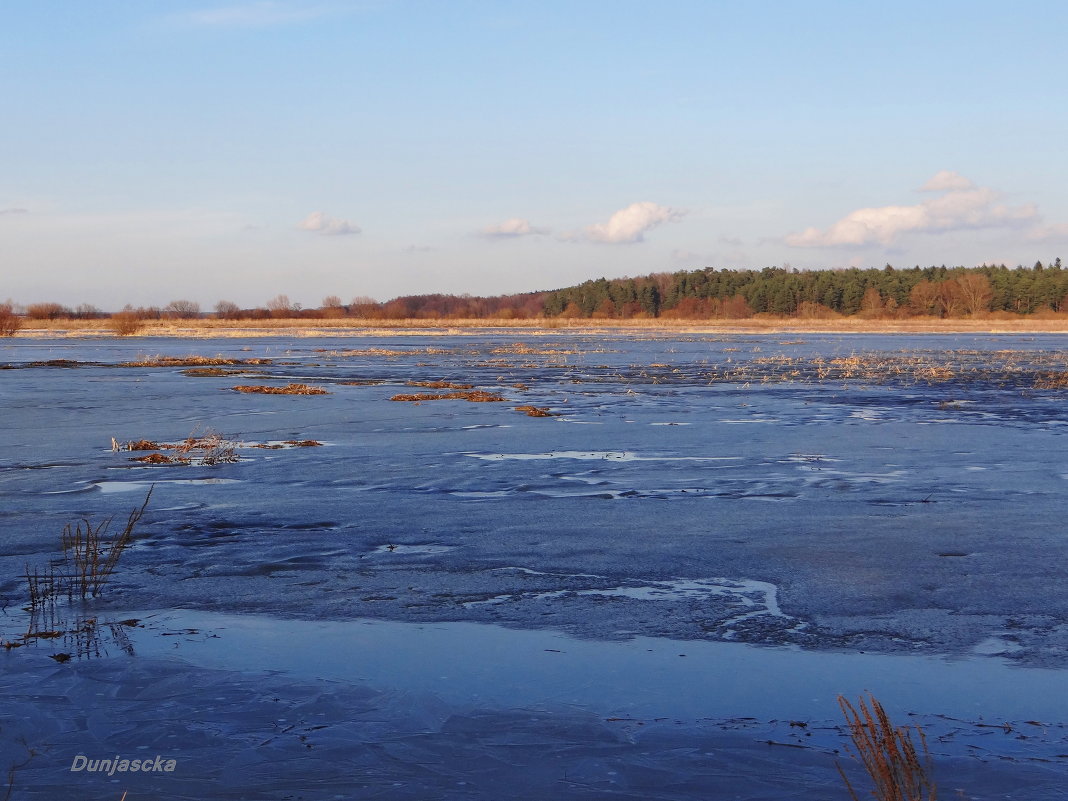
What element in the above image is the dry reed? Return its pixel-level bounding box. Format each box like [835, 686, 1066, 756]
[59, 489, 152, 600]
[515, 405, 555, 417]
[406, 380, 474, 389]
[390, 390, 506, 402]
[837, 693, 936, 801]
[232, 383, 328, 395]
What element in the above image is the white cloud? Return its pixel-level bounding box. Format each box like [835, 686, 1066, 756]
[785, 173, 1038, 248]
[919, 170, 975, 192]
[582, 201, 685, 244]
[297, 211, 360, 236]
[479, 218, 548, 238]
[176, 2, 332, 27]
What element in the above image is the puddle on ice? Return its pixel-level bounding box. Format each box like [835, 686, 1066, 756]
[92, 478, 242, 493]
[112, 609, 1068, 724]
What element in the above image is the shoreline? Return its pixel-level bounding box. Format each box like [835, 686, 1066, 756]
[9, 315, 1068, 338]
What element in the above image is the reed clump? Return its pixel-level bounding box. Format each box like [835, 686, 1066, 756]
[182, 367, 251, 377]
[232, 383, 328, 395]
[121, 355, 272, 368]
[60, 490, 152, 600]
[837, 693, 936, 801]
[24, 489, 152, 608]
[390, 390, 506, 402]
[515, 405, 555, 417]
[116, 429, 239, 465]
[406, 380, 474, 389]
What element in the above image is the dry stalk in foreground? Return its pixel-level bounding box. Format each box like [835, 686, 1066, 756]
[60, 488, 153, 599]
[837, 694, 936, 801]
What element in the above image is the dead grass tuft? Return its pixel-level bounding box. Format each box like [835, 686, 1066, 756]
[119, 429, 239, 465]
[406, 380, 475, 389]
[490, 342, 581, 355]
[181, 367, 251, 377]
[390, 390, 506, 402]
[837, 693, 936, 801]
[515, 405, 555, 417]
[122, 355, 272, 368]
[1033, 370, 1068, 389]
[232, 383, 328, 395]
[123, 439, 161, 451]
[130, 453, 189, 464]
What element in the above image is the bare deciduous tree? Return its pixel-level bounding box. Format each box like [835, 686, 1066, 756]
[953, 273, 993, 316]
[164, 299, 201, 319]
[266, 294, 299, 318]
[214, 300, 241, 319]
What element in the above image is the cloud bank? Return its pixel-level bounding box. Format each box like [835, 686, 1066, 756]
[582, 201, 684, 244]
[479, 218, 548, 238]
[786, 172, 1038, 248]
[297, 211, 360, 236]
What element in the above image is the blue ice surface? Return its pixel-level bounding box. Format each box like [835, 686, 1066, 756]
[2, 331, 1068, 799]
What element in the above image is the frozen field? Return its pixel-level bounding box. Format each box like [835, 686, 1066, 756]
[2, 331, 1067, 799]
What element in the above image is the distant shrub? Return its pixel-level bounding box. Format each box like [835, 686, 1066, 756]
[0, 301, 20, 336]
[25, 302, 70, 320]
[109, 311, 144, 336]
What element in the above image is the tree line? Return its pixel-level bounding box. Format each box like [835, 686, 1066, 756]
[2, 261, 1066, 334]
[542, 261, 1068, 319]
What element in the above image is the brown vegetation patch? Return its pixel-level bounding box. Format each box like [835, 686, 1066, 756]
[515, 405, 555, 417]
[390, 391, 507, 402]
[490, 342, 580, 355]
[690, 349, 1068, 388]
[124, 439, 161, 451]
[1033, 371, 1068, 389]
[26, 359, 90, 368]
[282, 439, 323, 447]
[339, 379, 386, 386]
[121, 355, 273, 368]
[232, 383, 328, 395]
[182, 367, 254, 377]
[118, 431, 238, 465]
[130, 453, 190, 464]
[325, 347, 453, 357]
[406, 380, 475, 389]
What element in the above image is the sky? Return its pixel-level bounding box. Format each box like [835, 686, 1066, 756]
[2, 0, 1067, 310]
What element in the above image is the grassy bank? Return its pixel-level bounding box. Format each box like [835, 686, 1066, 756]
[10, 314, 1068, 338]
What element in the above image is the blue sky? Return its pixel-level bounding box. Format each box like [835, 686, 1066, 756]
[2, 1, 1066, 309]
